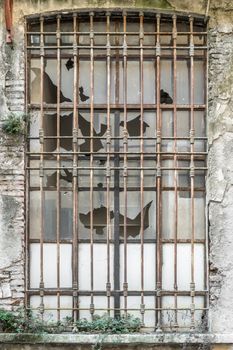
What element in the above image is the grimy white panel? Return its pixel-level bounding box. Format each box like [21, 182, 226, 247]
[60, 244, 72, 288]
[79, 244, 91, 290]
[30, 243, 40, 288]
[120, 244, 141, 290]
[79, 296, 114, 320]
[93, 244, 114, 291]
[120, 296, 156, 328]
[120, 244, 155, 291]
[30, 295, 73, 321]
[162, 295, 205, 330]
[79, 244, 114, 291]
[30, 244, 72, 289]
[30, 295, 57, 321]
[162, 244, 205, 290]
[60, 296, 73, 320]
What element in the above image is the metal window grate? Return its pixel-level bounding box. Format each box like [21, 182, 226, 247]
[25, 10, 208, 331]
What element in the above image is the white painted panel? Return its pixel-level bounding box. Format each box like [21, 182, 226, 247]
[162, 244, 175, 290]
[79, 244, 114, 291]
[60, 244, 72, 288]
[30, 295, 57, 321]
[79, 296, 114, 320]
[30, 243, 40, 288]
[60, 296, 73, 320]
[93, 244, 114, 291]
[120, 244, 141, 291]
[144, 244, 156, 291]
[162, 295, 205, 330]
[120, 296, 156, 328]
[79, 244, 91, 290]
[162, 244, 205, 291]
[120, 296, 141, 319]
[120, 244, 155, 291]
[43, 244, 57, 288]
[30, 243, 73, 289]
[144, 296, 155, 328]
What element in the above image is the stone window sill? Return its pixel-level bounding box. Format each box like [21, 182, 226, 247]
[0, 333, 232, 344]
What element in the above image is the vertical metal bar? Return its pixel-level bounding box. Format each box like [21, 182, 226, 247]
[122, 10, 128, 316]
[56, 14, 61, 322]
[139, 11, 145, 326]
[172, 14, 178, 330]
[72, 12, 79, 322]
[89, 11, 95, 319]
[204, 19, 209, 330]
[155, 13, 162, 332]
[25, 18, 30, 317]
[39, 15, 45, 320]
[114, 20, 120, 317]
[189, 15, 195, 330]
[106, 12, 111, 315]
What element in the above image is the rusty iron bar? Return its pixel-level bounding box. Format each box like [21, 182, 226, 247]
[155, 13, 162, 332]
[106, 11, 111, 315]
[72, 12, 79, 322]
[189, 15, 196, 330]
[172, 14, 178, 330]
[139, 11, 145, 326]
[39, 15, 45, 320]
[56, 14, 61, 321]
[123, 10, 128, 316]
[89, 11, 95, 320]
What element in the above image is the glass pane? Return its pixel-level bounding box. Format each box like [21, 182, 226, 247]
[177, 60, 189, 104]
[30, 191, 40, 239]
[161, 60, 173, 103]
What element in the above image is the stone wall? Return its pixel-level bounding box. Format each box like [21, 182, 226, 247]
[0, 0, 233, 339]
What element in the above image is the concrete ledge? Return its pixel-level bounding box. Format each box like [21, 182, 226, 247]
[0, 333, 233, 345]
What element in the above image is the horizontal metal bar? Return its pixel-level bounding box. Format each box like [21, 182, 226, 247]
[29, 103, 206, 110]
[27, 166, 208, 170]
[29, 238, 206, 244]
[27, 290, 208, 296]
[27, 31, 208, 36]
[27, 45, 208, 50]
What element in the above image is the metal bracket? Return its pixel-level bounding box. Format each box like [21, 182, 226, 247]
[73, 128, 78, 143]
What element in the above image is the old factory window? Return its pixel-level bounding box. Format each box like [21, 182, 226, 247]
[26, 10, 207, 331]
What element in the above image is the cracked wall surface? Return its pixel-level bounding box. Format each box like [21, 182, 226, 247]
[0, 0, 233, 338]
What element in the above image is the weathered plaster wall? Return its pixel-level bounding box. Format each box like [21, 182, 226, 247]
[1, 0, 233, 338]
[0, 2, 25, 310]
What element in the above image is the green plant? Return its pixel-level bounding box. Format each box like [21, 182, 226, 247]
[0, 309, 142, 334]
[2, 113, 29, 136]
[0, 309, 20, 333]
[73, 314, 142, 334]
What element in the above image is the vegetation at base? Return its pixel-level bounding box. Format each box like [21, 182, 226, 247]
[0, 309, 142, 334]
[1, 113, 29, 136]
[73, 314, 142, 334]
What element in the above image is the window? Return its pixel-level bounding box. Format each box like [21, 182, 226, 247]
[26, 10, 207, 331]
